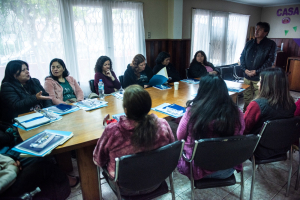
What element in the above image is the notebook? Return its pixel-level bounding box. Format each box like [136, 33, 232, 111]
[152, 103, 186, 118]
[14, 113, 51, 129]
[148, 75, 168, 86]
[45, 104, 79, 115]
[12, 129, 73, 157]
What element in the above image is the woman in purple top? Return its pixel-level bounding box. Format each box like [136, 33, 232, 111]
[94, 56, 121, 94]
[177, 74, 245, 180]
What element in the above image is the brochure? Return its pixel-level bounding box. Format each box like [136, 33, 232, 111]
[12, 129, 73, 157]
[153, 85, 171, 90]
[14, 113, 50, 129]
[74, 99, 108, 111]
[181, 79, 200, 84]
[152, 103, 186, 118]
[148, 75, 168, 86]
[45, 104, 80, 115]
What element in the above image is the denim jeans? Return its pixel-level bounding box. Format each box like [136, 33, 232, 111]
[203, 168, 235, 179]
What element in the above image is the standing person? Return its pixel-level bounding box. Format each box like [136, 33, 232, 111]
[44, 58, 84, 105]
[94, 56, 121, 94]
[93, 85, 174, 195]
[153, 52, 181, 83]
[244, 68, 295, 159]
[240, 22, 277, 112]
[188, 50, 219, 78]
[177, 75, 244, 180]
[123, 54, 153, 88]
[0, 60, 52, 124]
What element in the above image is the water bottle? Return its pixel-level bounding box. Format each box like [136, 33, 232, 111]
[98, 79, 104, 100]
[20, 187, 41, 200]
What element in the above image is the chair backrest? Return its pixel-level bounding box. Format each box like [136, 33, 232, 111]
[119, 75, 124, 88]
[216, 65, 234, 81]
[89, 79, 96, 93]
[186, 68, 189, 79]
[193, 135, 259, 171]
[233, 65, 244, 78]
[258, 117, 300, 149]
[115, 140, 184, 191]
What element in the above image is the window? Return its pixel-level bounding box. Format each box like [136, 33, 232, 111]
[191, 9, 249, 66]
[0, 0, 146, 95]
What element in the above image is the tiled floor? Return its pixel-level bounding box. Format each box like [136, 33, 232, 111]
[67, 94, 300, 200]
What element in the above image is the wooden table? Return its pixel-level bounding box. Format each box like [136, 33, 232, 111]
[18, 81, 248, 200]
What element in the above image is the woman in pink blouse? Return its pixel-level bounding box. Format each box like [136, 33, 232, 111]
[93, 84, 175, 195]
[177, 74, 245, 180]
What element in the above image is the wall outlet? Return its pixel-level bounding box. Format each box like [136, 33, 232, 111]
[148, 32, 151, 39]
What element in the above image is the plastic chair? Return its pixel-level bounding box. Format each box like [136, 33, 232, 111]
[183, 134, 260, 200]
[249, 117, 300, 200]
[97, 140, 185, 200]
[119, 75, 124, 88]
[89, 79, 95, 93]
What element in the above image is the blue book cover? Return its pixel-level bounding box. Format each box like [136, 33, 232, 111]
[12, 129, 73, 157]
[152, 103, 185, 118]
[153, 85, 171, 90]
[148, 75, 168, 86]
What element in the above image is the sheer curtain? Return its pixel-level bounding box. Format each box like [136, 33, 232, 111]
[0, 0, 146, 96]
[191, 8, 249, 66]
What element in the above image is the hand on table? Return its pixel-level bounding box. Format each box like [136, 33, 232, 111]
[36, 91, 52, 101]
[13, 160, 22, 171]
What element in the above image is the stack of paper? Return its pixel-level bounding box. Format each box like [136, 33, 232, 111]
[45, 104, 80, 115]
[14, 113, 51, 129]
[181, 79, 200, 84]
[225, 81, 245, 93]
[12, 129, 73, 157]
[112, 92, 124, 100]
[152, 103, 186, 118]
[153, 85, 171, 90]
[74, 99, 108, 111]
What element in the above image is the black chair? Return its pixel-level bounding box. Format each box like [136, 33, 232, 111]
[119, 75, 124, 88]
[249, 117, 300, 200]
[89, 79, 96, 93]
[183, 134, 260, 200]
[97, 140, 185, 200]
[233, 64, 244, 82]
[185, 68, 190, 79]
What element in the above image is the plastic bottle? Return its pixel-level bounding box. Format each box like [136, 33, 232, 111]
[98, 79, 104, 100]
[20, 187, 41, 200]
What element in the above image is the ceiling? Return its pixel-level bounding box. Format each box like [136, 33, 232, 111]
[223, 0, 300, 7]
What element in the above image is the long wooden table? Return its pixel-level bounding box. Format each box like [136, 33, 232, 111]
[18, 81, 249, 200]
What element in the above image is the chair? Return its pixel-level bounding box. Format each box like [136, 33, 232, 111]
[119, 75, 124, 88]
[296, 134, 300, 191]
[89, 79, 96, 93]
[97, 140, 185, 200]
[249, 117, 300, 200]
[183, 134, 260, 200]
[233, 64, 244, 82]
[185, 68, 190, 79]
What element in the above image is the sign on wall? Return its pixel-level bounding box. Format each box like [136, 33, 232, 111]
[277, 7, 299, 36]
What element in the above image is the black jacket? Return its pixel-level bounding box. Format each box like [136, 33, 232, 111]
[152, 63, 181, 83]
[0, 78, 53, 123]
[240, 37, 276, 81]
[188, 61, 218, 78]
[123, 64, 153, 88]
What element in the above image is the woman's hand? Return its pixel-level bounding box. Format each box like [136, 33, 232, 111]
[209, 71, 218, 75]
[103, 114, 110, 126]
[144, 85, 149, 88]
[105, 70, 115, 81]
[36, 91, 52, 101]
[13, 160, 22, 171]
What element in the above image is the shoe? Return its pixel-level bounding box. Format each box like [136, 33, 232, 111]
[68, 175, 80, 189]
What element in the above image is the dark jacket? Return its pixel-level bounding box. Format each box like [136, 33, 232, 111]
[240, 37, 276, 81]
[0, 78, 53, 124]
[123, 64, 153, 88]
[188, 61, 218, 78]
[152, 63, 181, 83]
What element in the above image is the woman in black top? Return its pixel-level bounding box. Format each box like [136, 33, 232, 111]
[123, 54, 153, 88]
[188, 51, 219, 78]
[0, 60, 52, 123]
[153, 52, 181, 83]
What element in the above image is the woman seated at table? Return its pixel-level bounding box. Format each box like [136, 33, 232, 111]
[177, 74, 244, 180]
[188, 50, 219, 78]
[153, 52, 181, 83]
[244, 67, 295, 159]
[44, 58, 84, 105]
[93, 84, 174, 195]
[94, 56, 121, 94]
[123, 54, 153, 88]
[0, 60, 52, 124]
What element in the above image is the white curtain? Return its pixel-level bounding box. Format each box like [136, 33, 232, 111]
[191, 8, 249, 66]
[0, 0, 146, 96]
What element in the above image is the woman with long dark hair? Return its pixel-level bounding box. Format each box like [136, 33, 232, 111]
[123, 54, 153, 88]
[153, 52, 181, 82]
[44, 58, 84, 105]
[93, 84, 174, 195]
[244, 67, 295, 159]
[94, 56, 121, 94]
[0, 60, 52, 123]
[188, 50, 219, 78]
[177, 74, 244, 180]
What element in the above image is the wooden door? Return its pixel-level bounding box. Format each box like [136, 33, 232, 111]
[288, 60, 300, 91]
